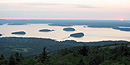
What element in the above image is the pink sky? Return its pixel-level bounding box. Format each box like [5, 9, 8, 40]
[1, 18, 130, 20]
[0, 0, 130, 20]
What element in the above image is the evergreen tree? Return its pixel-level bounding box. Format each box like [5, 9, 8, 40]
[0, 54, 4, 60]
[9, 54, 16, 65]
[79, 44, 88, 56]
[77, 58, 85, 65]
[15, 52, 20, 62]
[61, 48, 72, 56]
[40, 46, 47, 63]
[19, 53, 24, 60]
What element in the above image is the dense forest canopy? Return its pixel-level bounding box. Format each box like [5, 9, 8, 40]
[0, 43, 130, 65]
[0, 37, 129, 58]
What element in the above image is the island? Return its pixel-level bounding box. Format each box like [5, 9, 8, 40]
[12, 31, 26, 35]
[112, 27, 130, 32]
[70, 33, 84, 38]
[83, 26, 86, 28]
[39, 29, 55, 32]
[0, 34, 2, 36]
[118, 28, 130, 31]
[63, 28, 75, 31]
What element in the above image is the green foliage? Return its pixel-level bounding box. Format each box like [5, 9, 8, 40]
[0, 54, 8, 65]
[0, 37, 128, 58]
[83, 57, 91, 65]
[1, 43, 130, 65]
[0, 60, 8, 65]
[78, 44, 88, 56]
[63, 53, 81, 65]
[22, 57, 41, 65]
[9, 54, 16, 65]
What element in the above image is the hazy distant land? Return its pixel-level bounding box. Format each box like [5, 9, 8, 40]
[0, 19, 130, 32]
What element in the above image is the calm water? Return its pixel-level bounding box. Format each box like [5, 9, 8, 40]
[0, 24, 130, 42]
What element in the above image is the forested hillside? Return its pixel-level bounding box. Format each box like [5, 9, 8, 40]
[0, 37, 128, 57]
[0, 43, 130, 65]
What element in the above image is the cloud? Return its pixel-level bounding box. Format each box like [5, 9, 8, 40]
[28, 3, 98, 8]
[27, 3, 62, 5]
[77, 5, 98, 8]
[0, 3, 98, 11]
[23, 3, 98, 8]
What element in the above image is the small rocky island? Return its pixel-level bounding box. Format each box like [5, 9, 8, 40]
[12, 31, 26, 35]
[39, 29, 54, 32]
[0, 34, 2, 36]
[70, 33, 84, 38]
[63, 28, 75, 31]
[83, 26, 86, 28]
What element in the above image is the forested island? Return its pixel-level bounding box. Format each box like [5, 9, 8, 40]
[63, 28, 76, 31]
[39, 29, 54, 32]
[0, 34, 2, 36]
[11, 31, 26, 35]
[70, 33, 84, 38]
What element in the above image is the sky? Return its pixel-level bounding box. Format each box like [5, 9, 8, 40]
[0, 0, 130, 20]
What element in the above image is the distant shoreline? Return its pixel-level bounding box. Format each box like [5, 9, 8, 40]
[0, 19, 130, 21]
[0, 19, 130, 32]
[0, 37, 129, 44]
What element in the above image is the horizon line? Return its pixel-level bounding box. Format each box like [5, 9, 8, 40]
[1, 18, 130, 20]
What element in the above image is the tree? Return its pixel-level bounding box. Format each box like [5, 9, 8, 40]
[61, 48, 72, 56]
[79, 44, 88, 56]
[19, 53, 24, 60]
[9, 54, 16, 65]
[40, 46, 47, 63]
[0, 54, 4, 60]
[77, 58, 85, 65]
[23, 57, 39, 65]
[15, 52, 20, 62]
[0, 54, 7, 65]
